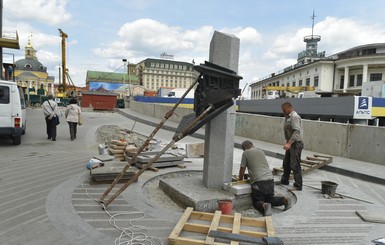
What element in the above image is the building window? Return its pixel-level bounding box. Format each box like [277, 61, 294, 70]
[340, 75, 344, 89]
[306, 78, 310, 86]
[151, 63, 155, 67]
[298, 80, 303, 86]
[292, 81, 296, 86]
[160, 63, 164, 68]
[370, 73, 382, 81]
[156, 63, 159, 68]
[357, 74, 363, 86]
[314, 76, 319, 87]
[349, 75, 355, 87]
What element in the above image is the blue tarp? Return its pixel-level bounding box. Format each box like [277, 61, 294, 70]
[134, 96, 194, 104]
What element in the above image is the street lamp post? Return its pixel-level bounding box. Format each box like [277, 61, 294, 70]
[122, 59, 127, 99]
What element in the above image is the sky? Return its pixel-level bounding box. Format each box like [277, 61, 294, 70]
[3, 0, 385, 96]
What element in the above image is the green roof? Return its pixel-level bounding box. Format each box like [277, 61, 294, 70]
[86, 70, 138, 82]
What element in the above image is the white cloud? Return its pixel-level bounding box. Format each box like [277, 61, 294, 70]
[92, 19, 264, 87]
[221, 26, 262, 47]
[257, 16, 385, 81]
[93, 19, 214, 60]
[3, 0, 71, 25]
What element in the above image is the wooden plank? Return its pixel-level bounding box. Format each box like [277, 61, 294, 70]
[230, 213, 241, 245]
[301, 159, 321, 165]
[209, 230, 271, 244]
[313, 154, 333, 159]
[205, 210, 222, 244]
[169, 207, 193, 244]
[183, 223, 267, 238]
[265, 216, 275, 237]
[170, 236, 227, 245]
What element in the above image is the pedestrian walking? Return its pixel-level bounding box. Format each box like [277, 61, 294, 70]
[42, 94, 59, 141]
[280, 102, 304, 191]
[239, 140, 289, 216]
[65, 98, 82, 141]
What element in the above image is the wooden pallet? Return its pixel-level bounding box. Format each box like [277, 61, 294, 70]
[169, 207, 275, 245]
[273, 154, 333, 178]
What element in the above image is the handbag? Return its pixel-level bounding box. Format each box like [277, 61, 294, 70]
[78, 107, 83, 126]
[54, 116, 60, 125]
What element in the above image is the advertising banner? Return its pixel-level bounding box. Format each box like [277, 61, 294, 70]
[353, 96, 372, 119]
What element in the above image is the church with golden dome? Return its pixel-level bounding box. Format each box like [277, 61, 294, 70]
[14, 37, 55, 95]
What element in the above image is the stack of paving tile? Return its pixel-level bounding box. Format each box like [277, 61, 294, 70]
[127, 151, 185, 169]
[108, 140, 128, 161]
[90, 161, 137, 182]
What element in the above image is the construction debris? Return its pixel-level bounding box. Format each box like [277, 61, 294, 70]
[108, 140, 128, 161]
[90, 161, 137, 182]
[185, 142, 205, 158]
[273, 154, 333, 178]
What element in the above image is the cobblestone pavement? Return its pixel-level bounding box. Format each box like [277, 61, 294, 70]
[0, 108, 384, 245]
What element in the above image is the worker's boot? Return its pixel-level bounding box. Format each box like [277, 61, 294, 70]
[263, 203, 272, 216]
[283, 197, 290, 210]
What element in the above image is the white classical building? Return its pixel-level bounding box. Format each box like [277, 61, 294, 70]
[250, 36, 385, 99]
[135, 58, 198, 92]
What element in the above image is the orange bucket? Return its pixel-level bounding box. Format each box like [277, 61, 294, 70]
[217, 200, 233, 214]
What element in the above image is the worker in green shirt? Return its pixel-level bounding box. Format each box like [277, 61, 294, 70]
[239, 140, 289, 216]
[280, 102, 304, 191]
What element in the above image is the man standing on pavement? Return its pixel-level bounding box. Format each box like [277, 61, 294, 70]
[280, 102, 304, 191]
[239, 140, 288, 216]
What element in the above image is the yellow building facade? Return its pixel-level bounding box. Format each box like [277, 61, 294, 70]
[14, 38, 54, 95]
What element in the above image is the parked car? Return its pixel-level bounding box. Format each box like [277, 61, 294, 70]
[0, 80, 27, 145]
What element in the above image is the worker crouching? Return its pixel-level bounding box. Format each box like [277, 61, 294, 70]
[239, 140, 289, 216]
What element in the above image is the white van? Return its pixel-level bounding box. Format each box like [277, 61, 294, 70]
[0, 80, 27, 145]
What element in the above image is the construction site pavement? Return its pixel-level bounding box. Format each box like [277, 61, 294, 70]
[0, 108, 384, 245]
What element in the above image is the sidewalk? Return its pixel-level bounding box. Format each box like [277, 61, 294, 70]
[1, 108, 384, 245]
[119, 108, 385, 185]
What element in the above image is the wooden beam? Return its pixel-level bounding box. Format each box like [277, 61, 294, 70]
[169, 207, 193, 244]
[265, 216, 275, 237]
[205, 210, 222, 244]
[230, 213, 241, 245]
[183, 223, 267, 238]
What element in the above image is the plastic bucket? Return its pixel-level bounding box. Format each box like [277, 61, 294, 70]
[321, 181, 338, 196]
[217, 200, 233, 215]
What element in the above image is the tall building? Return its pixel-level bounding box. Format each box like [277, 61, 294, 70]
[250, 13, 385, 100]
[250, 41, 385, 99]
[135, 58, 198, 91]
[14, 37, 54, 95]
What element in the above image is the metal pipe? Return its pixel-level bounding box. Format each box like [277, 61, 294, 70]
[99, 75, 201, 203]
[103, 105, 213, 208]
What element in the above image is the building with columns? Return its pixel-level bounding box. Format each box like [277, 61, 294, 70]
[250, 36, 385, 99]
[13, 37, 54, 96]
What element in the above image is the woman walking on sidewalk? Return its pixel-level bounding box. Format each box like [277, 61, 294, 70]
[65, 98, 82, 141]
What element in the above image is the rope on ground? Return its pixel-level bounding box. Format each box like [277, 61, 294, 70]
[79, 170, 164, 245]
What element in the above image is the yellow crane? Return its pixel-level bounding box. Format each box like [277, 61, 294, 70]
[58, 29, 77, 97]
[263, 86, 315, 94]
[58, 28, 68, 94]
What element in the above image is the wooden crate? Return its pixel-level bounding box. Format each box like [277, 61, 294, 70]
[169, 207, 275, 245]
[273, 154, 333, 178]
